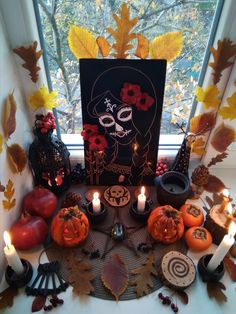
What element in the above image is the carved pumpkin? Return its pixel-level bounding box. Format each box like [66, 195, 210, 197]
[51, 206, 89, 247]
[147, 205, 184, 244]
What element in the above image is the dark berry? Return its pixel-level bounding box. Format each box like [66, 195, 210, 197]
[158, 292, 163, 299]
[57, 298, 64, 304]
[173, 307, 178, 313]
[47, 305, 53, 311]
[162, 298, 167, 305]
[171, 303, 176, 310]
[165, 296, 171, 305]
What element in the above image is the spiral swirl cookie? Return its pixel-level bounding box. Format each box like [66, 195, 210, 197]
[159, 251, 196, 290]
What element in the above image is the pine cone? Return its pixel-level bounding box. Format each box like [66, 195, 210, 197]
[62, 192, 81, 208]
[191, 165, 210, 186]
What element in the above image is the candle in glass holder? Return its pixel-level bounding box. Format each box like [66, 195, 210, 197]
[219, 189, 229, 213]
[207, 221, 236, 272]
[137, 186, 146, 212]
[92, 192, 101, 213]
[3, 231, 24, 275]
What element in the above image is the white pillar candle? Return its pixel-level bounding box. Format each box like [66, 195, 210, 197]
[3, 231, 24, 275]
[207, 222, 236, 272]
[137, 186, 146, 212]
[92, 192, 101, 213]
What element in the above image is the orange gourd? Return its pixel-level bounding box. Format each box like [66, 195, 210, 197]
[180, 204, 204, 227]
[147, 205, 184, 244]
[51, 206, 89, 247]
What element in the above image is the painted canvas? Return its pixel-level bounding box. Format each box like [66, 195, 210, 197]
[80, 59, 166, 186]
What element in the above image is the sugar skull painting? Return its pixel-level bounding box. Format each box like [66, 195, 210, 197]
[80, 59, 166, 185]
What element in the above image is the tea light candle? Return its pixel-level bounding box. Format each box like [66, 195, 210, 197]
[207, 221, 236, 272]
[137, 186, 146, 212]
[3, 231, 24, 275]
[92, 192, 101, 213]
[219, 189, 229, 213]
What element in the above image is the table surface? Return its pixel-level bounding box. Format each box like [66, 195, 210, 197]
[1, 168, 236, 314]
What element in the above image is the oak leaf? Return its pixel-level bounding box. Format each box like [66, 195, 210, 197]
[2, 179, 16, 210]
[107, 3, 138, 58]
[13, 41, 42, 83]
[101, 254, 128, 301]
[209, 38, 236, 84]
[132, 254, 157, 297]
[0, 133, 3, 153]
[219, 91, 236, 120]
[207, 281, 227, 303]
[190, 112, 216, 134]
[191, 137, 205, 155]
[31, 295, 46, 312]
[28, 86, 58, 110]
[2, 92, 17, 139]
[203, 175, 225, 193]
[7, 144, 27, 174]
[224, 257, 236, 282]
[211, 123, 235, 152]
[135, 34, 149, 59]
[150, 32, 183, 62]
[96, 36, 110, 57]
[68, 25, 98, 59]
[66, 253, 95, 295]
[195, 85, 221, 109]
[0, 287, 18, 311]
[207, 152, 228, 167]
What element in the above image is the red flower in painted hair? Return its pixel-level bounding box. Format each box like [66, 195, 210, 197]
[88, 134, 108, 151]
[120, 82, 141, 105]
[81, 124, 98, 140]
[135, 93, 154, 111]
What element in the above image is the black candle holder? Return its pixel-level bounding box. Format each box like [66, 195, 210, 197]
[5, 259, 33, 288]
[197, 254, 225, 282]
[129, 200, 152, 222]
[85, 202, 108, 224]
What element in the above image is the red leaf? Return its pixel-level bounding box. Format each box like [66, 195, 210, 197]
[31, 296, 46, 312]
[175, 290, 189, 305]
[224, 257, 236, 282]
[101, 254, 129, 301]
[203, 175, 225, 193]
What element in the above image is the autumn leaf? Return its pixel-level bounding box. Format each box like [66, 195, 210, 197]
[209, 38, 236, 84]
[31, 296, 46, 312]
[13, 41, 43, 83]
[175, 290, 189, 305]
[207, 152, 228, 167]
[207, 281, 227, 303]
[2, 91, 17, 139]
[205, 193, 225, 211]
[28, 86, 58, 110]
[219, 91, 236, 120]
[190, 112, 216, 134]
[191, 137, 205, 155]
[135, 34, 149, 59]
[2, 179, 16, 210]
[0, 287, 18, 311]
[150, 32, 183, 62]
[211, 123, 235, 152]
[68, 25, 98, 59]
[195, 85, 221, 109]
[132, 254, 157, 297]
[96, 36, 110, 57]
[224, 257, 236, 282]
[0, 133, 3, 153]
[7, 144, 27, 174]
[101, 254, 129, 301]
[203, 175, 225, 193]
[107, 3, 138, 58]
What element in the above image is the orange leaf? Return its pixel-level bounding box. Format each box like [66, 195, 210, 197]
[211, 123, 235, 152]
[190, 112, 216, 134]
[135, 34, 149, 59]
[2, 179, 16, 211]
[191, 137, 205, 155]
[2, 92, 17, 139]
[96, 36, 110, 57]
[203, 175, 225, 193]
[219, 91, 236, 120]
[7, 144, 27, 173]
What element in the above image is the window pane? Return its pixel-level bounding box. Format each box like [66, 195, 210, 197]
[37, 0, 218, 136]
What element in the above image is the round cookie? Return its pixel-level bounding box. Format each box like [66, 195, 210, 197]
[104, 185, 130, 207]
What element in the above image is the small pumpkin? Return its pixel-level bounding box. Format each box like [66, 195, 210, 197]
[180, 204, 204, 227]
[147, 205, 184, 244]
[51, 206, 89, 247]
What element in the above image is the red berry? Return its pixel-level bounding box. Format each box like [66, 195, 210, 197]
[160, 170, 164, 175]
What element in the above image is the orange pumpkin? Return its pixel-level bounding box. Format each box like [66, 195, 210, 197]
[180, 204, 204, 227]
[51, 206, 89, 247]
[185, 226, 212, 251]
[147, 205, 184, 244]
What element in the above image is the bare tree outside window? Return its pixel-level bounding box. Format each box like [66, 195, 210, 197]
[37, 0, 217, 135]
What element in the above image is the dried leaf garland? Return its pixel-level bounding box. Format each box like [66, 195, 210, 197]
[211, 123, 235, 152]
[7, 144, 27, 174]
[31, 295, 46, 313]
[13, 41, 43, 83]
[66, 253, 95, 295]
[96, 36, 110, 57]
[135, 34, 149, 59]
[219, 91, 236, 120]
[2, 179, 16, 210]
[224, 257, 236, 282]
[203, 175, 225, 193]
[0, 133, 3, 153]
[107, 3, 138, 58]
[68, 26, 98, 59]
[207, 152, 228, 167]
[0, 287, 18, 311]
[207, 281, 227, 303]
[190, 112, 216, 135]
[150, 32, 183, 63]
[195, 85, 221, 109]
[191, 137, 205, 155]
[2, 92, 17, 139]
[132, 254, 157, 297]
[101, 254, 129, 301]
[209, 38, 236, 85]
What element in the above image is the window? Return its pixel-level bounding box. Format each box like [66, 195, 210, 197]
[35, 0, 220, 146]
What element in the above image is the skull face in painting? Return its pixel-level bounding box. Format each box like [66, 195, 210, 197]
[104, 185, 130, 207]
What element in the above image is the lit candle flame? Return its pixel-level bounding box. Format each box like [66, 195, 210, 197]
[222, 189, 229, 197]
[93, 192, 99, 200]
[228, 221, 236, 238]
[141, 186, 145, 196]
[3, 231, 11, 248]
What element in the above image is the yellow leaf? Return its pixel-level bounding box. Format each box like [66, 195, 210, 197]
[3, 179, 16, 211]
[28, 86, 58, 110]
[96, 36, 110, 58]
[135, 34, 149, 59]
[7, 144, 27, 173]
[219, 91, 236, 120]
[195, 85, 221, 109]
[0, 134, 3, 153]
[191, 137, 205, 155]
[2, 91, 17, 139]
[149, 32, 183, 62]
[68, 25, 98, 59]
